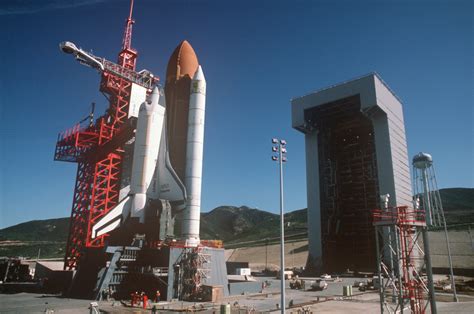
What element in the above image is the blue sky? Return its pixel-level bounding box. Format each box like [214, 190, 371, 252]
[0, 0, 472, 228]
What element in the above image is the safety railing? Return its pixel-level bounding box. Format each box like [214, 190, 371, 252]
[373, 206, 426, 226]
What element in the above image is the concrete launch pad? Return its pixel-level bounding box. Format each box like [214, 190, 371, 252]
[2, 276, 473, 313]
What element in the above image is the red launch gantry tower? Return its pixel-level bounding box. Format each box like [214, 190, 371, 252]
[54, 0, 156, 270]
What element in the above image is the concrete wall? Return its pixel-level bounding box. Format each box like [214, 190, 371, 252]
[304, 132, 322, 271]
[225, 229, 474, 274]
[371, 76, 412, 206]
[429, 230, 474, 275]
[226, 240, 309, 270]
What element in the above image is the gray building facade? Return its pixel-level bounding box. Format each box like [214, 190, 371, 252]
[291, 73, 412, 272]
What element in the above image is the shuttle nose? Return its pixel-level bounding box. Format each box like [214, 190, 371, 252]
[148, 86, 160, 105]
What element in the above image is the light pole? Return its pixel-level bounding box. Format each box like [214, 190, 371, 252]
[272, 138, 287, 313]
[265, 238, 268, 272]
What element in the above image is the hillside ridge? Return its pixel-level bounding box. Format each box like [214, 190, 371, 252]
[1, 187, 472, 258]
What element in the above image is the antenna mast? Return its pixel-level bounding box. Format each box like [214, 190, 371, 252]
[118, 0, 137, 70]
[122, 0, 135, 51]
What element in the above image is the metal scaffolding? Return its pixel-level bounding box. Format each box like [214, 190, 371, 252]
[174, 247, 211, 301]
[311, 96, 379, 272]
[373, 206, 437, 314]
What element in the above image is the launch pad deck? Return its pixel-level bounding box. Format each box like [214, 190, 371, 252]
[2, 277, 473, 313]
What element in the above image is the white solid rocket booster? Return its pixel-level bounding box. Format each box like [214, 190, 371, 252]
[130, 86, 164, 223]
[182, 65, 206, 246]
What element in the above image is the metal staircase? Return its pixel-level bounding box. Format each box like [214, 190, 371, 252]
[95, 245, 141, 300]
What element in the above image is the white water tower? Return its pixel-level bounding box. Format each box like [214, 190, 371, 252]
[412, 152, 443, 226]
[412, 152, 458, 301]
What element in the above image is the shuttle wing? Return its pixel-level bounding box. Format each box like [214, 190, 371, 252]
[91, 195, 132, 239]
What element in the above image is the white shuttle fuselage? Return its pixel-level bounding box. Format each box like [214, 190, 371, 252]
[130, 88, 164, 221]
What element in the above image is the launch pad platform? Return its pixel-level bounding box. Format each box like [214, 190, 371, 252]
[2, 276, 473, 313]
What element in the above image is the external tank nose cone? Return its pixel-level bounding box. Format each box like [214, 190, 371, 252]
[166, 40, 199, 82]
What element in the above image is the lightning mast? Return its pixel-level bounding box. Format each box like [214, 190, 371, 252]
[55, 0, 157, 271]
[119, 0, 136, 70]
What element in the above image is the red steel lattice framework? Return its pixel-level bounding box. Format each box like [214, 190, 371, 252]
[372, 206, 437, 314]
[55, 0, 149, 270]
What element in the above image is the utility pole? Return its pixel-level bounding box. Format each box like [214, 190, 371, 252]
[292, 242, 294, 268]
[272, 138, 287, 313]
[265, 238, 268, 272]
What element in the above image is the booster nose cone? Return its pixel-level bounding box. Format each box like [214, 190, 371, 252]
[192, 65, 205, 81]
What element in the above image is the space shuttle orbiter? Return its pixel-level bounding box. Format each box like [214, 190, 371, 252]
[91, 86, 187, 239]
